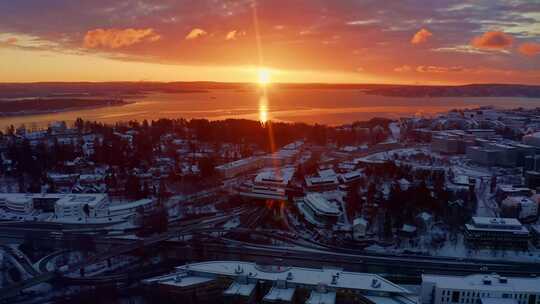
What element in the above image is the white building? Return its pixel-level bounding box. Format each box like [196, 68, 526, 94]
[54, 194, 108, 219]
[215, 156, 264, 179]
[501, 196, 538, 221]
[144, 261, 415, 304]
[464, 217, 530, 248]
[421, 273, 540, 304]
[239, 167, 295, 201]
[352, 217, 368, 240]
[305, 169, 340, 191]
[297, 192, 341, 227]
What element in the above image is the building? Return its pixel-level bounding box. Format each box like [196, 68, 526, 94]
[464, 217, 530, 249]
[496, 185, 532, 203]
[239, 167, 295, 201]
[215, 156, 265, 179]
[144, 261, 415, 304]
[421, 273, 540, 304]
[523, 132, 540, 148]
[415, 212, 433, 232]
[525, 171, 540, 190]
[305, 169, 340, 191]
[297, 193, 342, 227]
[352, 217, 368, 240]
[53, 194, 109, 219]
[466, 146, 502, 167]
[339, 170, 364, 184]
[431, 133, 465, 154]
[501, 196, 538, 222]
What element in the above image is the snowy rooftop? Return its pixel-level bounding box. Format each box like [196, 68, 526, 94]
[306, 291, 336, 304]
[255, 167, 295, 186]
[264, 286, 296, 302]
[223, 282, 256, 297]
[216, 156, 260, 169]
[176, 261, 412, 294]
[471, 217, 522, 228]
[318, 169, 337, 179]
[304, 193, 341, 216]
[340, 170, 363, 182]
[353, 217, 368, 226]
[306, 175, 339, 187]
[423, 274, 540, 293]
[143, 273, 215, 288]
[55, 194, 107, 207]
[108, 198, 154, 212]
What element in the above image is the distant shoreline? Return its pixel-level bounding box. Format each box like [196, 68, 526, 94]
[1, 82, 539, 99]
[0, 98, 134, 118]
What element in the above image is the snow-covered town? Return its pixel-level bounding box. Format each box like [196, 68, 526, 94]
[1, 106, 540, 302]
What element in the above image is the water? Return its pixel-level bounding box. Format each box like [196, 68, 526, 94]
[2, 88, 540, 130]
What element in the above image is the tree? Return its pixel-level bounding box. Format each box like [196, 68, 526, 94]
[198, 157, 216, 178]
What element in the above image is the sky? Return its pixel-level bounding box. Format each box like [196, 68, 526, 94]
[0, 0, 539, 85]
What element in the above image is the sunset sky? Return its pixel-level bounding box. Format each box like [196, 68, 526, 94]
[0, 0, 539, 84]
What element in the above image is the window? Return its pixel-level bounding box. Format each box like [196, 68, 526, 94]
[452, 292, 460, 303]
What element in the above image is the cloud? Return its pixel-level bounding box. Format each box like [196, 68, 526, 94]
[83, 28, 160, 49]
[394, 65, 412, 72]
[5, 37, 17, 44]
[471, 31, 513, 49]
[346, 19, 379, 26]
[411, 28, 432, 44]
[185, 28, 207, 40]
[225, 30, 245, 41]
[416, 65, 465, 73]
[518, 42, 540, 57]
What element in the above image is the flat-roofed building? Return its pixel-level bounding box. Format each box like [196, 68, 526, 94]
[432, 134, 464, 154]
[215, 156, 264, 179]
[54, 194, 108, 219]
[306, 169, 340, 191]
[297, 193, 341, 227]
[306, 290, 336, 304]
[501, 196, 538, 222]
[464, 217, 530, 249]
[466, 129, 496, 138]
[223, 281, 257, 303]
[496, 185, 532, 203]
[421, 273, 540, 304]
[143, 261, 415, 304]
[466, 146, 500, 166]
[239, 167, 295, 201]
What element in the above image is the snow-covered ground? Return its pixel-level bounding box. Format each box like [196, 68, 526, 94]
[366, 233, 540, 263]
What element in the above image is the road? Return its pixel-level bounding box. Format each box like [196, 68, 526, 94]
[0, 207, 251, 302]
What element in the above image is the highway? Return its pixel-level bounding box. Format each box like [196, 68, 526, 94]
[0, 207, 250, 302]
[2, 202, 540, 301]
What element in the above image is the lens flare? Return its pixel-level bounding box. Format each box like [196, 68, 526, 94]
[258, 95, 268, 123]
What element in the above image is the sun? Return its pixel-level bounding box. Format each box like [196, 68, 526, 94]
[257, 68, 271, 86]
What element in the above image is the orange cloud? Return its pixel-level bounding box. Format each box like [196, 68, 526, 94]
[411, 28, 432, 44]
[5, 37, 17, 44]
[471, 31, 513, 49]
[185, 28, 207, 40]
[416, 65, 465, 73]
[394, 65, 412, 72]
[225, 30, 245, 41]
[518, 42, 540, 57]
[83, 28, 160, 49]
